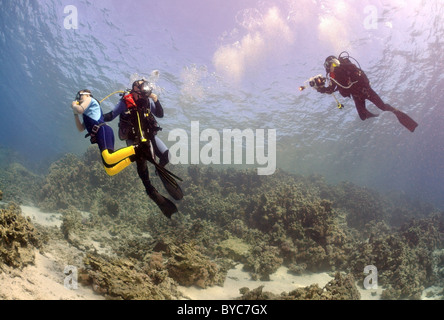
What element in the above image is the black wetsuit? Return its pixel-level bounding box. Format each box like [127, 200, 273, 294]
[317, 60, 396, 120]
[104, 92, 167, 194]
[103, 88, 180, 218]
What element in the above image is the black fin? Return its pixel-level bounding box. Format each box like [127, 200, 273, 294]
[394, 110, 418, 132]
[148, 190, 178, 219]
[156, 167, 184, 200]
[158, 197, 178, 219]
[144, 149, 184, 200]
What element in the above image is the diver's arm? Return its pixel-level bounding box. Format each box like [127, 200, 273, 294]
[71, 100, 86, 132]
[71, 97, 90, 115]
[150, 93, 164, 118]
[317, 84, 336, 94]
[104, 100, 126, 122]
[73, 114, 85, 132]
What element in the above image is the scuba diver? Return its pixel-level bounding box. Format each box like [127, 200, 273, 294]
[71, 89, 148, 176]
[103, 79, 183, 219]
[314, 52, 418, 132]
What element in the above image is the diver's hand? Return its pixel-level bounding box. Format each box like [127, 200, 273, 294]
[71, 101, 85, 115]
[316, 86, 326, 93]
[150, 93, 158, 102]
[71, 101, 80, 114]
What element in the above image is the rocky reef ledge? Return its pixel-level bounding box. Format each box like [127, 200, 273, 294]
[1, 150, 444, 300]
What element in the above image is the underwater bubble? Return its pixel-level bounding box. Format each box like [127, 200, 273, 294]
[235, 8, 263, 31]
[149, 69, 160, 83]
[179, 64, 208, 101]
[129, 73, 142, 86]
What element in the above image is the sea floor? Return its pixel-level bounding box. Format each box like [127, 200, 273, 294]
[0, 203, 440, 300]
[178, 263, 388, 300]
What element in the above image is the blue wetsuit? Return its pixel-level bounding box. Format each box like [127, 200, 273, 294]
[82, 98, 115, 152]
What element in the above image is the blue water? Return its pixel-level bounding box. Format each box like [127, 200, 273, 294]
[0, 0, 443, 207]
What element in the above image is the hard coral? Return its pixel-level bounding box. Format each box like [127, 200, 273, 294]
[80, 253, 181, 300]
[238, 272, 360, 300]
[158, 240, 225, 288]
[0, 203, 41, 268]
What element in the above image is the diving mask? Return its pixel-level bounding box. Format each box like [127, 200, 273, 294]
[75, 91, 91, 102]
[324, 56, 340, 73]
[132, 80, 153, 97]
[140, 81, 153, 97]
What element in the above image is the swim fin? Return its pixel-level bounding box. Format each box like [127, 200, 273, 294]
[393, 109, 418, 132]
[148, 189, 178, 219]
[139, 140, 184, 200]
[155, 166, 184, 200]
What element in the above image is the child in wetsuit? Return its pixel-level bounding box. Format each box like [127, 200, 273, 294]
[71, 89, 146, 176]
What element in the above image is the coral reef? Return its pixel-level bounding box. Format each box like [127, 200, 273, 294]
[216, 237, 250, 264]
[285, 272, 361, 300]
[0, 163, 43, 205]
[153, 239, 226, 288]
[77, 238, 227, 299]
[333, 182, 387, 230]
[36, 147, 147, 215]
[80, 253, 181, 299]
[1, 149, 444, 300]
[243, 244, 283, 281]
[0, 203, 41, 269]
[349, 216, 443, 299]
[238, 272, 360, 300]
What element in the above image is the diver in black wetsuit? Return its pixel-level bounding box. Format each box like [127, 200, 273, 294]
[103, 80, 183, 219]
[316, 53, 418, 132]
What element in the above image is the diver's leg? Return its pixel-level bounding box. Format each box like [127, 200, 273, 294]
[352, 95, 377, 120]
[102, 156, 132, 176]
[124, 139, 156, 193]
[151, 136, 183, 200]
[102, 148, 135, 165]
[135, 157, 177, 218]
[99, 127, 153, 175]
[366, 88, 418, 132]
[152, 136, 169, 167]
[97, 125, 115, 154]
[366, 88, 396, 112]
[125, 140, 177, 218]
[97, 125, 132, 175]
[135, 158, 154, 192]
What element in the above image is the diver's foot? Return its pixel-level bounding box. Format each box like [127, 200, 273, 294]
[365, 111, 379, 119]
[158, 159, 168, 168]
[384, 104, 397, 113]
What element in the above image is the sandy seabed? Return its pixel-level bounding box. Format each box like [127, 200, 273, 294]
[0, 204, 438, 300]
